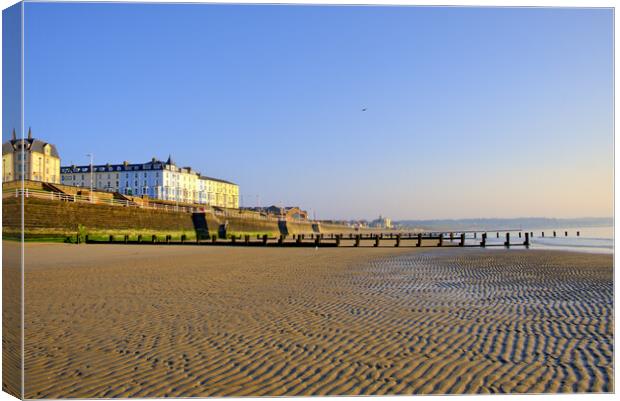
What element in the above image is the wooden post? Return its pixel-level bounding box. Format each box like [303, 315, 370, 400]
[335, 235, 341, 247]
[524, 232, 530, 247]
[262, 234, 268, 245]
[109, 235, 114, 243]
[417, 233, 422, 247]
[481, 233, 487, 247]
[577, 231, 580, 237]
[438, 233, 443, 247]
[504, 232, 510, 248]
[166, 235, 170, 244]
[152, 235, 157, 243]
[542, 232, 545, 237]
[460, 233, 465, 247]
[565, 231, 568, 237]
[296, 235, 302, 244]
[553, 231, 556, 237]
[496, 232, 500, 238]
[124, 235, 129, 244]
[181, 234, 186, 244]
[474, 232, 477, 239]
[137, 234, 142, 243]
[278, 235, 284, 245]
[518, 232, 522, 238]
[355, 235, 361, 247]
[212, 234, 217, 243]
[245, 235, 250, 244]
[231, 235, 236, 244]
[315, 236, 321, 246]
[450, 232, 454, 241]
[395, 234, 401, 247]
[85, 235, 89, 243]
[374, 236, 380, 247]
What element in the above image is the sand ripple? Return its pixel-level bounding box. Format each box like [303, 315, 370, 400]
[23, 246, 613, 397]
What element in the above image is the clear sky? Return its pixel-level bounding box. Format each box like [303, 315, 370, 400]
[12, 2, 614, 220]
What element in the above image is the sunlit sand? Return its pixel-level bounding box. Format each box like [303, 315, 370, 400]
[15, 243, 613, 397]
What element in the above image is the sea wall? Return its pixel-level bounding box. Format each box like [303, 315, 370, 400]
[3, 197, 357, 240]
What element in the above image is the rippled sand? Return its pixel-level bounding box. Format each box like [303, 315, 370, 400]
[22, 244, 613, 397]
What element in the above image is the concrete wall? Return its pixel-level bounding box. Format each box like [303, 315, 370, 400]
[3, 197, 356, 240]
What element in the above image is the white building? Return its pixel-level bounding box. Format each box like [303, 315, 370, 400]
[60, 156, 239, 208]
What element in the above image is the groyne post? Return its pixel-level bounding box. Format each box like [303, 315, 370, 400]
[355, 235, 361, 247]
[524, 232, 530, 247]
[395, 234, 401, 247]
[335, 235, 341, 247]
[460, 233, 465, 247]
[438, 233, 443, 247]
[553, 231, 556, 237]
[577, 231, 580, 236]
[374, 236, 380, 247]
[518, 232, 522, 238]
[262, 234, 268, 245]
[504, 233, 510, 248]
[417, 233, 422, 247]
[565, 231, 568, 237]
[450, 232, 454, 241]
[481, 233, 487, 247]
[496, 232, 500, 238]
[542, 232, 545, 237]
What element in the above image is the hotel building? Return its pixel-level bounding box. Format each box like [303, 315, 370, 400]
[60, 156, 239, 208]
[2, 129, 61, 183]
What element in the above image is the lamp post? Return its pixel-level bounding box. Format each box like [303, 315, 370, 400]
[86, 153, 93, 202]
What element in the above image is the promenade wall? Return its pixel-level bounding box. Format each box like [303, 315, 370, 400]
[2, 197, 359, 240]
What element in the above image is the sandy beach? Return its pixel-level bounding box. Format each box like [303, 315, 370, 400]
[16, 243, 613, 397]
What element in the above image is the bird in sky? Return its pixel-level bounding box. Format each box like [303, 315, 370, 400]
[362, 108, 367, 112]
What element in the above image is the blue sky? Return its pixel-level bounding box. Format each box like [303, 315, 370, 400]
[8, 3, 614, 219]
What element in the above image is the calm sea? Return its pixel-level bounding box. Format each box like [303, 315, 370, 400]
[461, 226, 613, 254]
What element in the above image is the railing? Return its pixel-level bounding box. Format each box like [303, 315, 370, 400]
[3, 188, 308, 222]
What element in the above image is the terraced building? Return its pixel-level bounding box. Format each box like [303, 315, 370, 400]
[60, 155, 239, 208]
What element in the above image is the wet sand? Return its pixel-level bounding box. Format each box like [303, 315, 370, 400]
[18, 243, 613, 397]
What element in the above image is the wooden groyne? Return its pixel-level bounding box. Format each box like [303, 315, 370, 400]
[78, 230, 569, 248]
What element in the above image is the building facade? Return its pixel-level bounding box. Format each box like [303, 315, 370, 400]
[60, 156, 239, 208]
[2, 129, 61, 183]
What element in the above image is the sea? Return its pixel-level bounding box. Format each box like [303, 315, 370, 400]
[460, 226, 613, 254]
